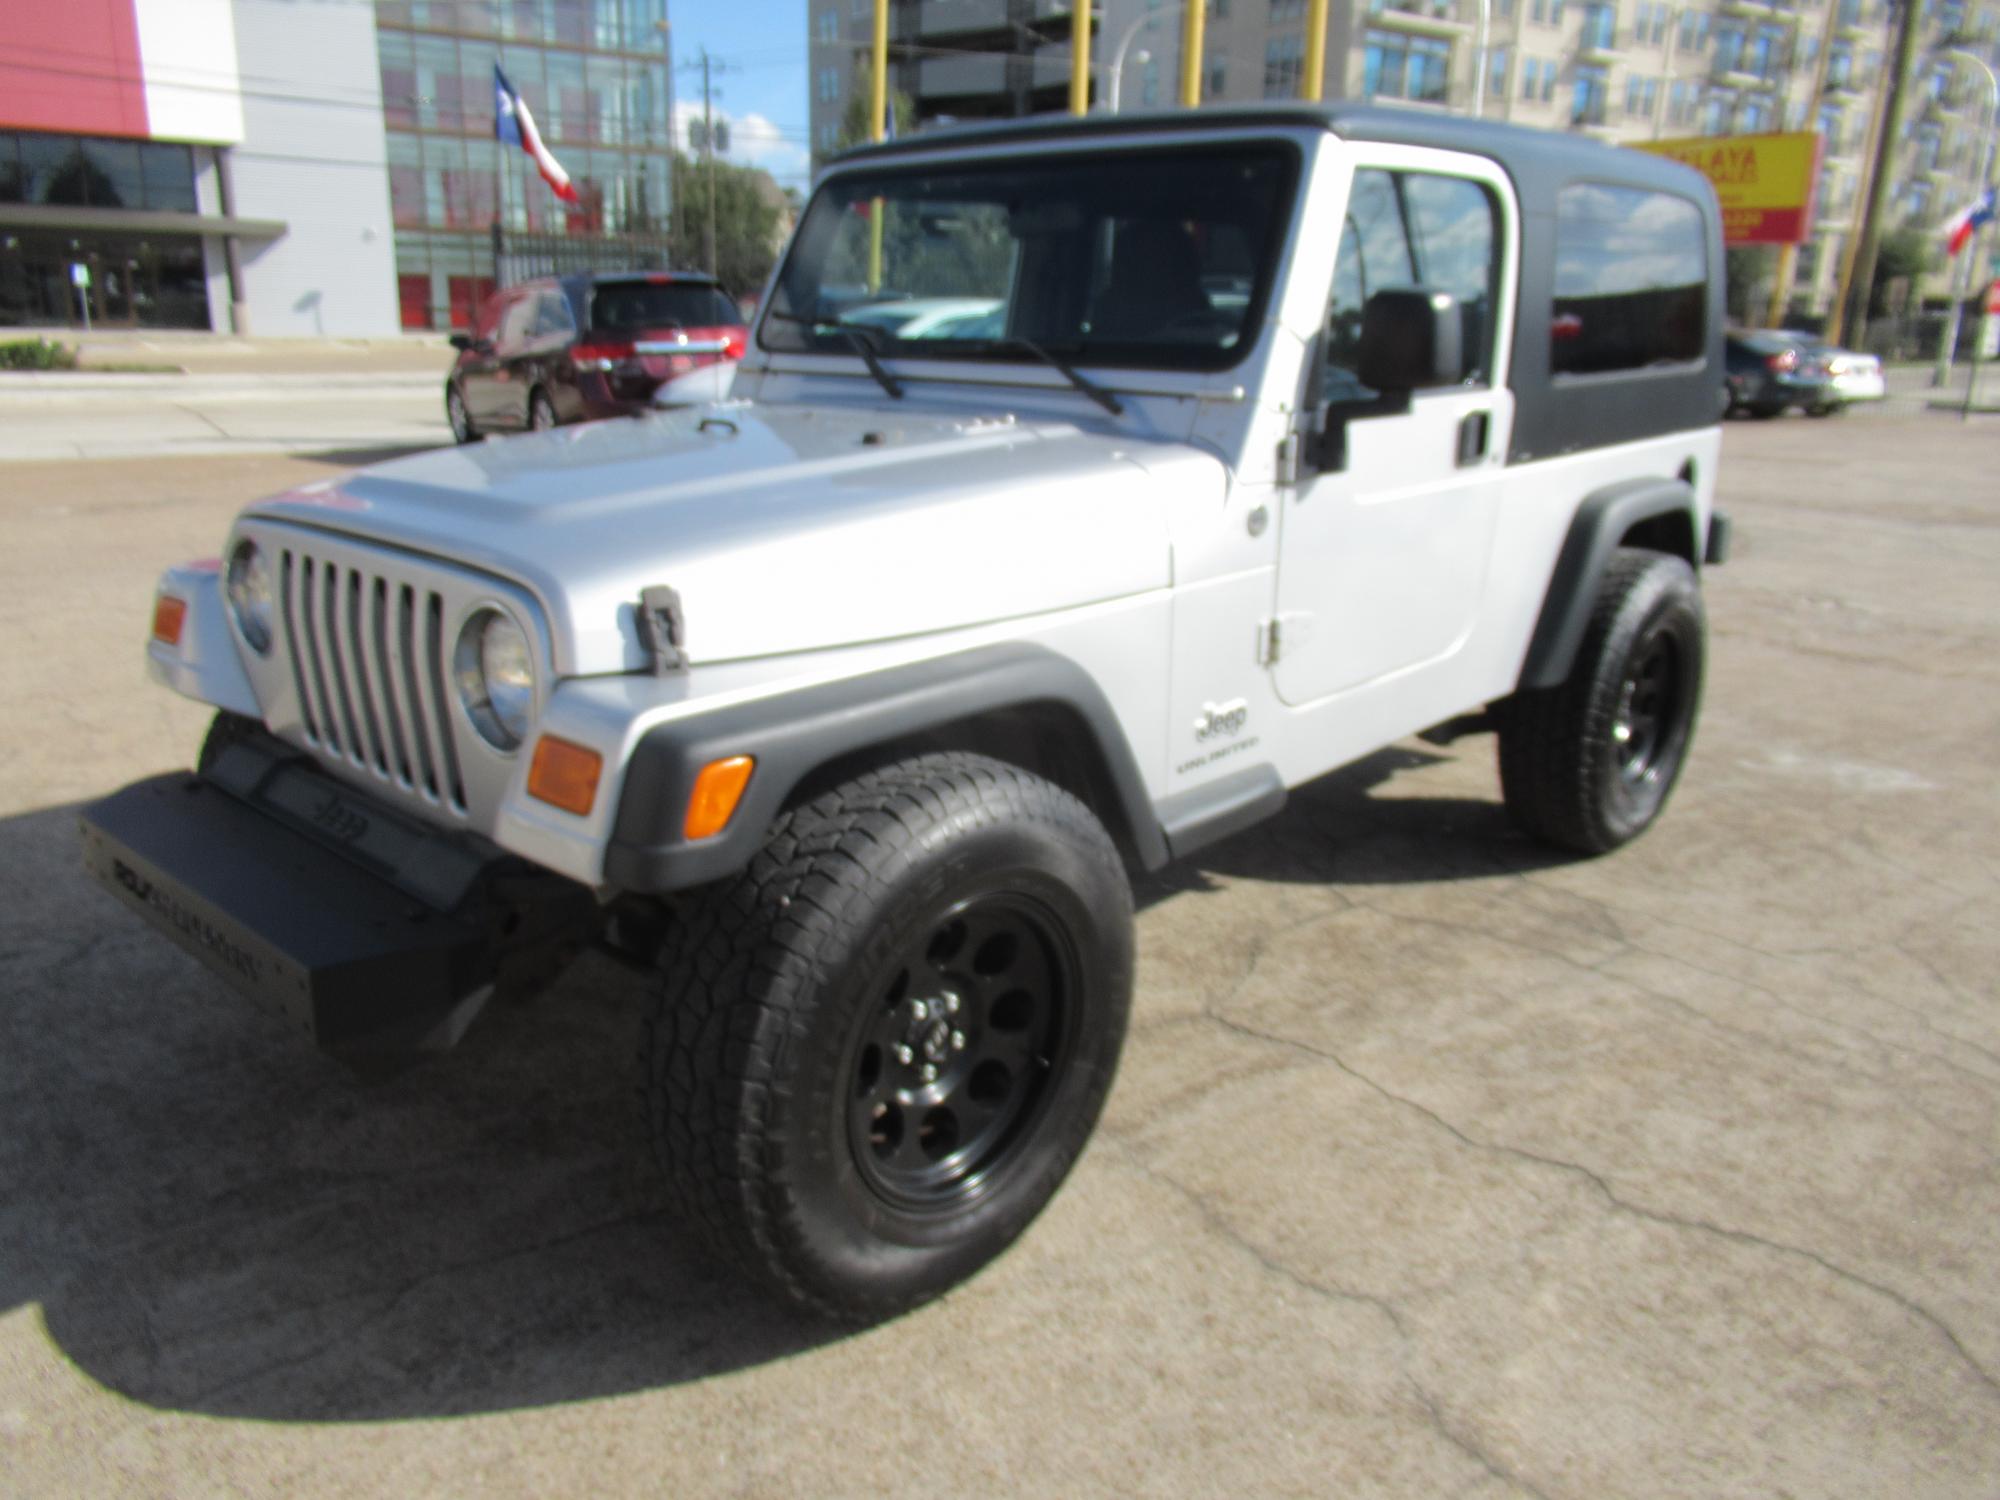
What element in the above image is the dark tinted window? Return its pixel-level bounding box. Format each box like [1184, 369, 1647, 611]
[590, 281, 741, 330]
[1552, 183, 1707, 375]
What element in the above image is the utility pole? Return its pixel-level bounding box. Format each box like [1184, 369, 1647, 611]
[1836, 0, 1920, 348]
[700, 47, 718, 278]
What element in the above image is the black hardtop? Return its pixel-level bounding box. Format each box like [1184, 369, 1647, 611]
[830, 103, 1726, 462]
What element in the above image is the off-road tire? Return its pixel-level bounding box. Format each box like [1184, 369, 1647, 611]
[1499, 548, 1705, 855]
[642, 752, 1133, 1320]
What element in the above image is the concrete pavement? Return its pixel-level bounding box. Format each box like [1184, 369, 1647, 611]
[0, 415, 1996, 1497]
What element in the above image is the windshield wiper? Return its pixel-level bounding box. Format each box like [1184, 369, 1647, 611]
[991, 337, 1124, 416]
[763, 309, 903, 399]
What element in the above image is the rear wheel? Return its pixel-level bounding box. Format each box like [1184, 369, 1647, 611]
[643, 752, 1133, 1319]
[1499, 549, 1705, 855]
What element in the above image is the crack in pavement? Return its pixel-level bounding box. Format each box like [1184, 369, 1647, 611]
[1200, 1008, 2000, 1403]
[1111, 1145, 1556, 1500]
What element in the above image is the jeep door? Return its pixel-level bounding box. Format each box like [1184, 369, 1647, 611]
[1273, 150, 1517, 708]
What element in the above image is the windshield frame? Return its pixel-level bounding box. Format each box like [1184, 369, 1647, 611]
[756, 135, 1304, 378]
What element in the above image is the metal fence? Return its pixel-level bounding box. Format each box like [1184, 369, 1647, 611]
[493, 228, 679, 287]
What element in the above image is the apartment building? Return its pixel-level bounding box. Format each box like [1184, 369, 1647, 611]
[807, 0, 2000, 319]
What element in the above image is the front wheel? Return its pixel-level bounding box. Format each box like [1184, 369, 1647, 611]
[445, 383, 477, 444]
[1498, 549, 1705, 854]
[643, 752, 1133, 1319]
[527, 389, 558, 431]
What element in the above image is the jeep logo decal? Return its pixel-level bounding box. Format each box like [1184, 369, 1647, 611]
[1194, 700, 1249, 742]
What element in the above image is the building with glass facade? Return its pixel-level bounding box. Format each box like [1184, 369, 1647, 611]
[0, 0, 676, 336]
[377, 1, 676, 330]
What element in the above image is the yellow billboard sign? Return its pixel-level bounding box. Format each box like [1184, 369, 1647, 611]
[1629, 131, 1822, 246]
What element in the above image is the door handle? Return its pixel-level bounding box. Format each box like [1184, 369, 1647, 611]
[1456, 410, 1490, 467]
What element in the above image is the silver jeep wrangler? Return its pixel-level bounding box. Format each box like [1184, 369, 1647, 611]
[83, 104, 1731, 1317]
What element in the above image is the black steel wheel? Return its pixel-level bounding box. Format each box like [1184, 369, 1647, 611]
[644, 752, 1132, 1319]
[846, 892, 1077, 1211]
[446, 383, 477, 443]
[1499, 548, 1705, 854]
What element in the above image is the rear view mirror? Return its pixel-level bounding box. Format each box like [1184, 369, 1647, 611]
[1356, 288, 1465, 393]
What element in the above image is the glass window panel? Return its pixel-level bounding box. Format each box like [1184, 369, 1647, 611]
[413, 36, 458, 133]
[81, 137, 143, 208]
[138, 142, 195, 211]
[460, 42, 495, 138]
[586, 56, 624, 144]
[550, 0, 588, 45]
[546, 51, 586, 142]
[0, 135, 22, 203]
[1403, 174, 1498, 383]
[379, 31, 417, 130]
[1552, 184, 1706, 375]
[387, 133, 425, 226]
[501, 45, 547, 118]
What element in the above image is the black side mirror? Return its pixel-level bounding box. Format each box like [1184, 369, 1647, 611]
[448, 333, 472, 352]
[1356, 288, 1465, 393]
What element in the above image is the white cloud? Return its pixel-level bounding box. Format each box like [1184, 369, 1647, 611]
[672, 100, 812, 188]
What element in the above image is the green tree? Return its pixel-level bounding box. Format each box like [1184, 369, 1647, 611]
[1869, 227, 1932, 317]
[1725, 245, 1778, 324]
[820, 67, 917, 165]
[668, 152, 785, 297]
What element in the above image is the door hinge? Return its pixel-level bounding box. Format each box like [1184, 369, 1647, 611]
[1257, 612, 1312, 666]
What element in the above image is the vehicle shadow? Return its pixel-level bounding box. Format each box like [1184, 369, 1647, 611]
[1, 801, 840, 1423]
[1134, 743, 1574, 912]
[3, 746, 1571, 1422]
[295, 443, 447, 469]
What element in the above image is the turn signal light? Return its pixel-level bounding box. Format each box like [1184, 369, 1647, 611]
[528, 735, 603, 816]
[152, 594, 188, 646]
[684, 755, 755, 841]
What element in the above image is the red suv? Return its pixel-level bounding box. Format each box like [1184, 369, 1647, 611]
[445, 271, 748, 442]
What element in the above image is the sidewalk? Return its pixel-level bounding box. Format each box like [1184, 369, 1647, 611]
[3, 327, 456, 377]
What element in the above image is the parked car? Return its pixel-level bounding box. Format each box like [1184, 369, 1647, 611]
[1723, 330, 1834, 418]
[1779, 331, 1886, 409]
[445, 271, 747, 441]
[90, 105, 1730, 1319]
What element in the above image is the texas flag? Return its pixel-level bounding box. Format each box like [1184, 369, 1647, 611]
[494, 65, 578, 204]
[1944, 186, 1994, 258]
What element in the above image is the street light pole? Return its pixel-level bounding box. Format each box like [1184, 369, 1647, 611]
[1106, 11, 1160, 113]
[1932, 50, 1998, 388]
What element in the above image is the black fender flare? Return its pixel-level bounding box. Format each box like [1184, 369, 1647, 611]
[602, 642, 1169, 894]
[1516, 477, 1702, 691]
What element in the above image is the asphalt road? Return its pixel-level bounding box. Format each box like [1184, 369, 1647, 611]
[2, 412, 1996, 1497]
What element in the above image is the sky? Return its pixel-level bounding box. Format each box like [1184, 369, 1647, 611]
[664, 0, 813, 193]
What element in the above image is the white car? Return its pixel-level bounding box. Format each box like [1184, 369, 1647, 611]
[86, 105, 1732, 1319]
[1787, 332, 1886, 407]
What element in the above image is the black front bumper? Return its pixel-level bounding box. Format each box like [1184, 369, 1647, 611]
[79, 740, 595, 1061]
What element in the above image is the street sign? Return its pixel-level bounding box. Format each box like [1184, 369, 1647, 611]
[69, 262, 91, 288]
[1628, 132, 1823, 246]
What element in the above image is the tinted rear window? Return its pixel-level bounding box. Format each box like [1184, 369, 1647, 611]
[590, 282, 741, 331]
[1551, 183, 1707, 376]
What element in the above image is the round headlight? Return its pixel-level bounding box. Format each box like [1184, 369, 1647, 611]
[226, 540, 273, 655]
[453, 608, 536, 750]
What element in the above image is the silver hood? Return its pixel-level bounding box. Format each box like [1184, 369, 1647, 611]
[247, 403, 1215, 675]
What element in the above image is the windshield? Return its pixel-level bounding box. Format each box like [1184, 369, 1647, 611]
[760, 143, 1296, 372]
[591, 281, 742, 331]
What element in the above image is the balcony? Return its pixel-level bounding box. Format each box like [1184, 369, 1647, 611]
[917, 52, 1009, 99]
[1710, 53, 1779, 88]
[910, 0, 1074, 45]
[1365, 0, 1470, 38]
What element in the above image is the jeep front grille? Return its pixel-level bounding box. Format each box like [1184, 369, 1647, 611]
[279, 547, 467, 814]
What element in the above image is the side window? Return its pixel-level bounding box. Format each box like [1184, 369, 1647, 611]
[1552, 184, 1706, 375]
[1324, 167, 1499, 396]
[1403, 175, 1498, 385]
[499, 293, 537, 349]
[534, 291, 575, 338]
[1324, 169, 1411, 399]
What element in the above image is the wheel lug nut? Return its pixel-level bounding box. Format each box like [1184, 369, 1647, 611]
[944, 995, 959, 1014]
[910, 1000, 928, 1021]
[920, 1063, 938, 1083]
[895, 1045, 914, 1065]
[951, 1030, 966, 1051]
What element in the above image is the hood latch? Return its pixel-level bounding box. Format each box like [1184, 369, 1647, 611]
[637, 585, 688, 675]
